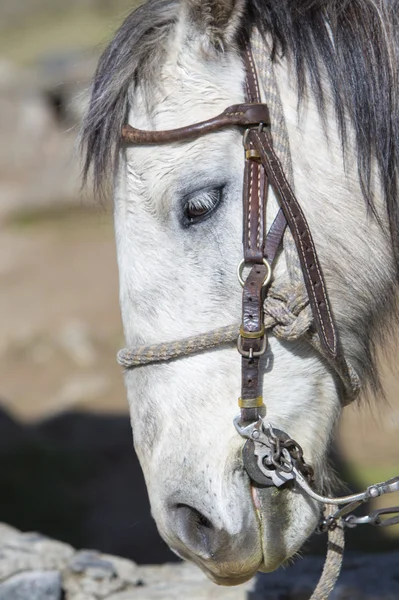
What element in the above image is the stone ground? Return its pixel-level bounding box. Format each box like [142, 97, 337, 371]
[1, 523, 399, 600]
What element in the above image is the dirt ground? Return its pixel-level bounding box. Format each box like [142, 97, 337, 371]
[1, 204, 398, 533]
[0, 205, 126, 419]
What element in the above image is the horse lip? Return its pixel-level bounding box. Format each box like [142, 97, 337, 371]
[200, 561, 261, 586]
[253, 484, 290, 572]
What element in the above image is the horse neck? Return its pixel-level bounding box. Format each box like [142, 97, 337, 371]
[272, 56, 396, 388]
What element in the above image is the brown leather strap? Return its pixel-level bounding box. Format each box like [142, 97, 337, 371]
[238, 47, 270, 422]
[239, 264, 268, 423]
[249, 127, 339, 360]
[242, 157, 269, 262]
[265, 208, 286, 262]
[122, 103, 270, 145]
[244, 44, 262, 105]
[243, 45, 287, 264]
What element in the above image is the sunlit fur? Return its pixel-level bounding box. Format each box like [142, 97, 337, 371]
[81, 0, 399, 586]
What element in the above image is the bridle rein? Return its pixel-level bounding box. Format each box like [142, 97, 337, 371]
[116, 42, 399, 587]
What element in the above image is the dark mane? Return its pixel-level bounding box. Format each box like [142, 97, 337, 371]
[81, 0, 399, 262]
[248, 0, 399, 265]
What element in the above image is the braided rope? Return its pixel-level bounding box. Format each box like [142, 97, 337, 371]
[117, 324, 238, 368]
[117, 287, 317, 368]
[311, 506, 345, 600]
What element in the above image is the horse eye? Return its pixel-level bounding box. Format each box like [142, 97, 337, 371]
[183, 188, 222, 225]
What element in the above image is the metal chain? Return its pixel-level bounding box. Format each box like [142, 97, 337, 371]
[235, 416, 399, 536]
[264, 424, 315, 483]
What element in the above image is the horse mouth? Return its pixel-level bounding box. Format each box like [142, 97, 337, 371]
[202, 568, 259, 586]
[252, 482, 320, 573]
[250, 484, 290, 573]
[187, 484, 293, 585]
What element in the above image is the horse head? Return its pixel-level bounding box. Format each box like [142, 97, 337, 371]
[81, 0, 399, 586]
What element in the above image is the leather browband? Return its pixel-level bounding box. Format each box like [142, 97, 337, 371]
[122, 103, 270, 144]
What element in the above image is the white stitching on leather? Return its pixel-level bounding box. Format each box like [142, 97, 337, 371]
[257, 165, 262, 250]
[246, 47, 260, 102]
[248, 162, 254, 249]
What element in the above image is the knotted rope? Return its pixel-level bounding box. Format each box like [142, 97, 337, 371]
[264, 284, 313, 340]
[117, 288, 313, 368]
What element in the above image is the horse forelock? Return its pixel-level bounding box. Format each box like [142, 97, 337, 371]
[249, 0, 399, 268]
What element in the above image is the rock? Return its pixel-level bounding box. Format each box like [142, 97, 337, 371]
[0, 528, 74, 580]
[0, 571, 62, 600]
[69, 551, 118, 578]
[1, 524, 399, 600]
[110, 562, 251, 600]
[64, 550, 134, 597]
[0, 523, 21, 542]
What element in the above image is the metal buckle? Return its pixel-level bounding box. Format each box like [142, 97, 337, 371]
[237, 333, 267, 359]
[242, 122, 266, 149]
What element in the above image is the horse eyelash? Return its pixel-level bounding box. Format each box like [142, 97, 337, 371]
[180, 187, 224, 228]
[186, 188, 222, 213]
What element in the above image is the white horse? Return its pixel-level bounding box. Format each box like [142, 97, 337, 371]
[81, 0, 399, 586]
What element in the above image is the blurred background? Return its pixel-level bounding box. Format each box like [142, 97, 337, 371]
[0, 0, 398, 566]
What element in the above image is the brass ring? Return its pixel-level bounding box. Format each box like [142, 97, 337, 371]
[239, 325, 265, 339]
[237, 259, 272, 288]
[238, 396, 264, 409]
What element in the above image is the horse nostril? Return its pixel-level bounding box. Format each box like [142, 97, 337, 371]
[176, 503, 213, 529]
[172, 503, 217, 559]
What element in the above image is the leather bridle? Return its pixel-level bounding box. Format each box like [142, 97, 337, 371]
[119, 45, 399, 532]
[122, 46, 350, 418]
